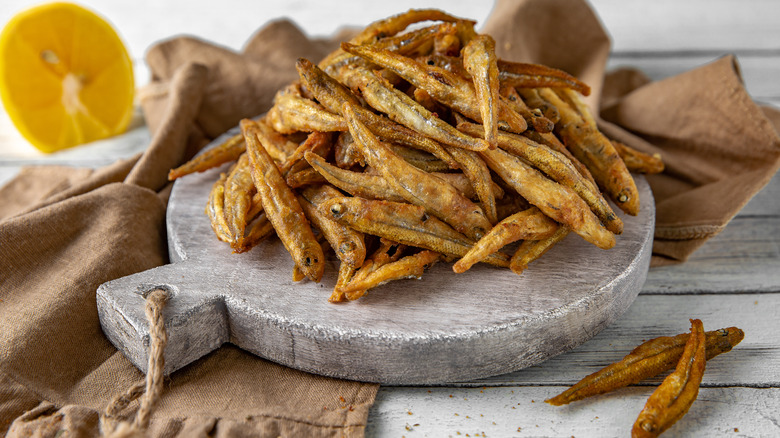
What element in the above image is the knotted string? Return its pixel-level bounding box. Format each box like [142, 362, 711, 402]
[101, 289, 169, 437]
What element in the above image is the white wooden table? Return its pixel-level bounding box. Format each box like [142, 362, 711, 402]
[1, 1, 778, 436]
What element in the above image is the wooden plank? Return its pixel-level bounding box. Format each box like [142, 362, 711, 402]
[465, 294, 780, 387]
[591, 0, 780, 52]
[643, 217, 780, 294]
[740, 171, 780, 217]
[366, 386, 780, 437]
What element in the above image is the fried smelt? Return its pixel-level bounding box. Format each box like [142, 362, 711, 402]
[540, 87, 639, 215]
[510, 227, 569, 275]
[339, 250, 442, 296]
[432, 172, 505, 202]
[377, 23, 449, 56]
[480, 147, 615, 250]
[459, 120, 622, 234]
[500, 85, 554, 134]
[632, 319, 707, 438]
[267, 87, 348, 134]
[523, 129, 596, 187]
[169, 133, 244, 180]
[433, 25, 460, 56]
[462, 35, 500, 149]
[344, 104, 492, 240]
[516, 88, 560, 124]
[292, 264, 306, 282]
[223, 153, 257, 251]
[296, 58, 362, 111]
[304, 150, 407, 202]
[445, 146, 499, 225]
[247, 192, 264, 221]
[323, 23, 447, 75]
[321, 196, 510, 268]
[390, 144, 451, 172]
[340, 42, 527, 135]
[330, 262, 359, 302]
[430, 20, 478, 56]
[319, 8, 470, 69]
[495, 194, 531, 222]
[238, 213, 275, 254]
[334, 132, 363, 168]
[281, 131, 334, 175]
[400, 158, 451, 173]
[411, 86, 446, 115]
[497, 59, 591, 96]
[299, 184, 366, 268]
[340, 66, 490, 151]
[453, 207, 558, 273]
[612, 141, 665, 175]
[341, 239, 408, 301]
[253, 117, 299, 162]
[296, 58, 458, 168]
[546, 325, 743, 407]
[417, 54, 469, 78]
[205, 172, 232, 243]
[354, 9, 469, 44]
[188, 8, 661, 298]
[241, 119, 325, 282]
[515, 89, 593, 184]
[286, 167, 327, 189]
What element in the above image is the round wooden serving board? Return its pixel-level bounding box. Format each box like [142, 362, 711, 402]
[97, 129, 655, 384]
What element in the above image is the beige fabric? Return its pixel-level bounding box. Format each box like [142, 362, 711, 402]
[599, 58, 780, 263]
[2, 0, 780, 436]
[0, 165, 93, 219]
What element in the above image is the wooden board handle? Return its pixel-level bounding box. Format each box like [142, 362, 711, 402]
[97, 261, 229, 375]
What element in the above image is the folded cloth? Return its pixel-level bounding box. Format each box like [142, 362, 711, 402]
[598, 59, 780, 264]
[482, 0, 780, 265]
[2, 0, 780, 437]
[0, 25, 376, 438]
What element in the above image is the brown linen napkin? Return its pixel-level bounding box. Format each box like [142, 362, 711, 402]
[598, 58, 780, 264]
[0, 27, 375, 437]
[2, 0, 780, 436]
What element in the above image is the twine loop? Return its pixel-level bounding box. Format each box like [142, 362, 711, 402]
[101, 289, 169, 437]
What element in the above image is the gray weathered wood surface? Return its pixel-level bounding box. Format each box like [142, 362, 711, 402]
[97, 134, 654, 384]
[1, 0, 778, 436]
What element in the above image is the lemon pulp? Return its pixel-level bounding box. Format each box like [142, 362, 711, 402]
[0, 2, 135, 152]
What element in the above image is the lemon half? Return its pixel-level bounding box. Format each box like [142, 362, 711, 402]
[0, 2, 135, 153]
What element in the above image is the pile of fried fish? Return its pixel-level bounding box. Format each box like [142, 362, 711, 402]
[169, 9, 664, 302]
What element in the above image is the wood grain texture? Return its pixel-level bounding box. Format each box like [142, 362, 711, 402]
[366, 386, 780, 437]
[741, 172, 780, 217]
[469, 293, 780, 387]
[591, 0, 780, 52]
[642, 217, 780, 294]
